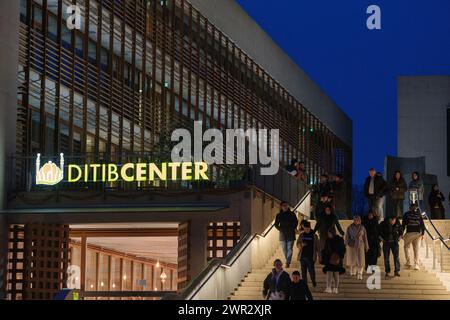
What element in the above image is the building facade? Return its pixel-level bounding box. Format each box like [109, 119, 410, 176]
[0, 0, 352, 299]
[397, 76, 450, 217]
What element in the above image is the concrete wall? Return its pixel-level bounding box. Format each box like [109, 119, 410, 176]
[189, 0, 352, 147]
[0, 0, 20, 299]
[398, 76, 450, 217]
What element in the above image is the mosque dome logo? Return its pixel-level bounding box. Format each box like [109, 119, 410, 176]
[35, 153, 64, 185]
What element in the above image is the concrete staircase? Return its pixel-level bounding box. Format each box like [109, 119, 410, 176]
[229, 221, 450, 300]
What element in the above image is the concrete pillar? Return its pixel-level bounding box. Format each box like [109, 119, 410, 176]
[0, 0, 20, 299]
[188, 220, 207, 280]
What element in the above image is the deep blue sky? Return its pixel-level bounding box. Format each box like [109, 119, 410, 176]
[236, 0, 450, 184]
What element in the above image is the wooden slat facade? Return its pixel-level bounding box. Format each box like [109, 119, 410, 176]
[14, 0, 351, 191]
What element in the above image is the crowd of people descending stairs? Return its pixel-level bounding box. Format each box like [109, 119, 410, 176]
[262, 164, 442, 300]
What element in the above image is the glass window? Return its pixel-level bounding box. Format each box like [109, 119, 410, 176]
[61, 21, 71, 47]
[98, 254, 109, 293]
[73, 93, 84, 128]
[85, 250, 97, 291]
[111, 257, 120, 292]
[33, 6, 43, 29]
[20, 0, 27, 22]
[31, 111, 40, 145]
[86, 134, 95, 153]
[87, 100, 96, 134]
[48, 15, 58, 39]
[122, 260, 131, 290]
[45, 115, 55, 155]
[73, 131, 82, 154]
[60, 123, 69, 154]
[75, 34, 84, 57]
[88, 40, 97, 62]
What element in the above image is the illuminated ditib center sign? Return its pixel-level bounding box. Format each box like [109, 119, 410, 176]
[35, 153, 209, 186]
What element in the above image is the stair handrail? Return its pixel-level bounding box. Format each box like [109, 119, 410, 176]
[421, 211, 450, 251]
[418, 210, 450, 273]
[180, 189, 312, 300]
[179, 232, 255, 300]
[408, 191, 450, 251]
[259, 189, 312, 238]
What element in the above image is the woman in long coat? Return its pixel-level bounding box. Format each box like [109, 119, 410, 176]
[363, 210, 380, 270]
[345, 215, 369, 280]
[313, 205, 345, 254]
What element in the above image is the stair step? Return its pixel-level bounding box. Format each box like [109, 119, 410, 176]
[237, 282, 445, 290]
[228, 221, 450, 300]
[241, 278, 443, 285]
[228, 294, 450, 300]
[233, 288, 449, 295]
[245, 274, 436, 281]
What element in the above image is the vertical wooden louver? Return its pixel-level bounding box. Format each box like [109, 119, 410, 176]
[21, 223, 70, 300]
[177, 221, 189, 290]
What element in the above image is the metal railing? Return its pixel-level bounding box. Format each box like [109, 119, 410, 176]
[408, 190, 450, 272]
[422, 213, 450, 273]
[179, 190, 311, 300]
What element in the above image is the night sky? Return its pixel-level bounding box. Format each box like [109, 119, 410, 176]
[236, 0, 450, 185]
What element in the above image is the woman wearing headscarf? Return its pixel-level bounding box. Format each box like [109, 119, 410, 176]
[345, 215, 369, 280]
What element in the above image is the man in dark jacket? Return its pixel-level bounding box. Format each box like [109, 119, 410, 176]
[332, 174, 348, 219]
[289, 271, 313, 300]
[314, 195, 331, 223]
[402, 204, 425, 270]
[274, 201, 298, 268]
[379, 216, 403, 278]
[364, 168, 388, 218]
[318, 174, 332, 198]
[262, 259, 291, 300]
[296, 221, 320, 287]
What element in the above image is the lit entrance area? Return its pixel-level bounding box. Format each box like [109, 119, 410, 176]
[4, 195, 244, 300]
[69, 223, 179, 300]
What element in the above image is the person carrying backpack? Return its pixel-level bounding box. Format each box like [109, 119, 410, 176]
[402, 203, 425, 270]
